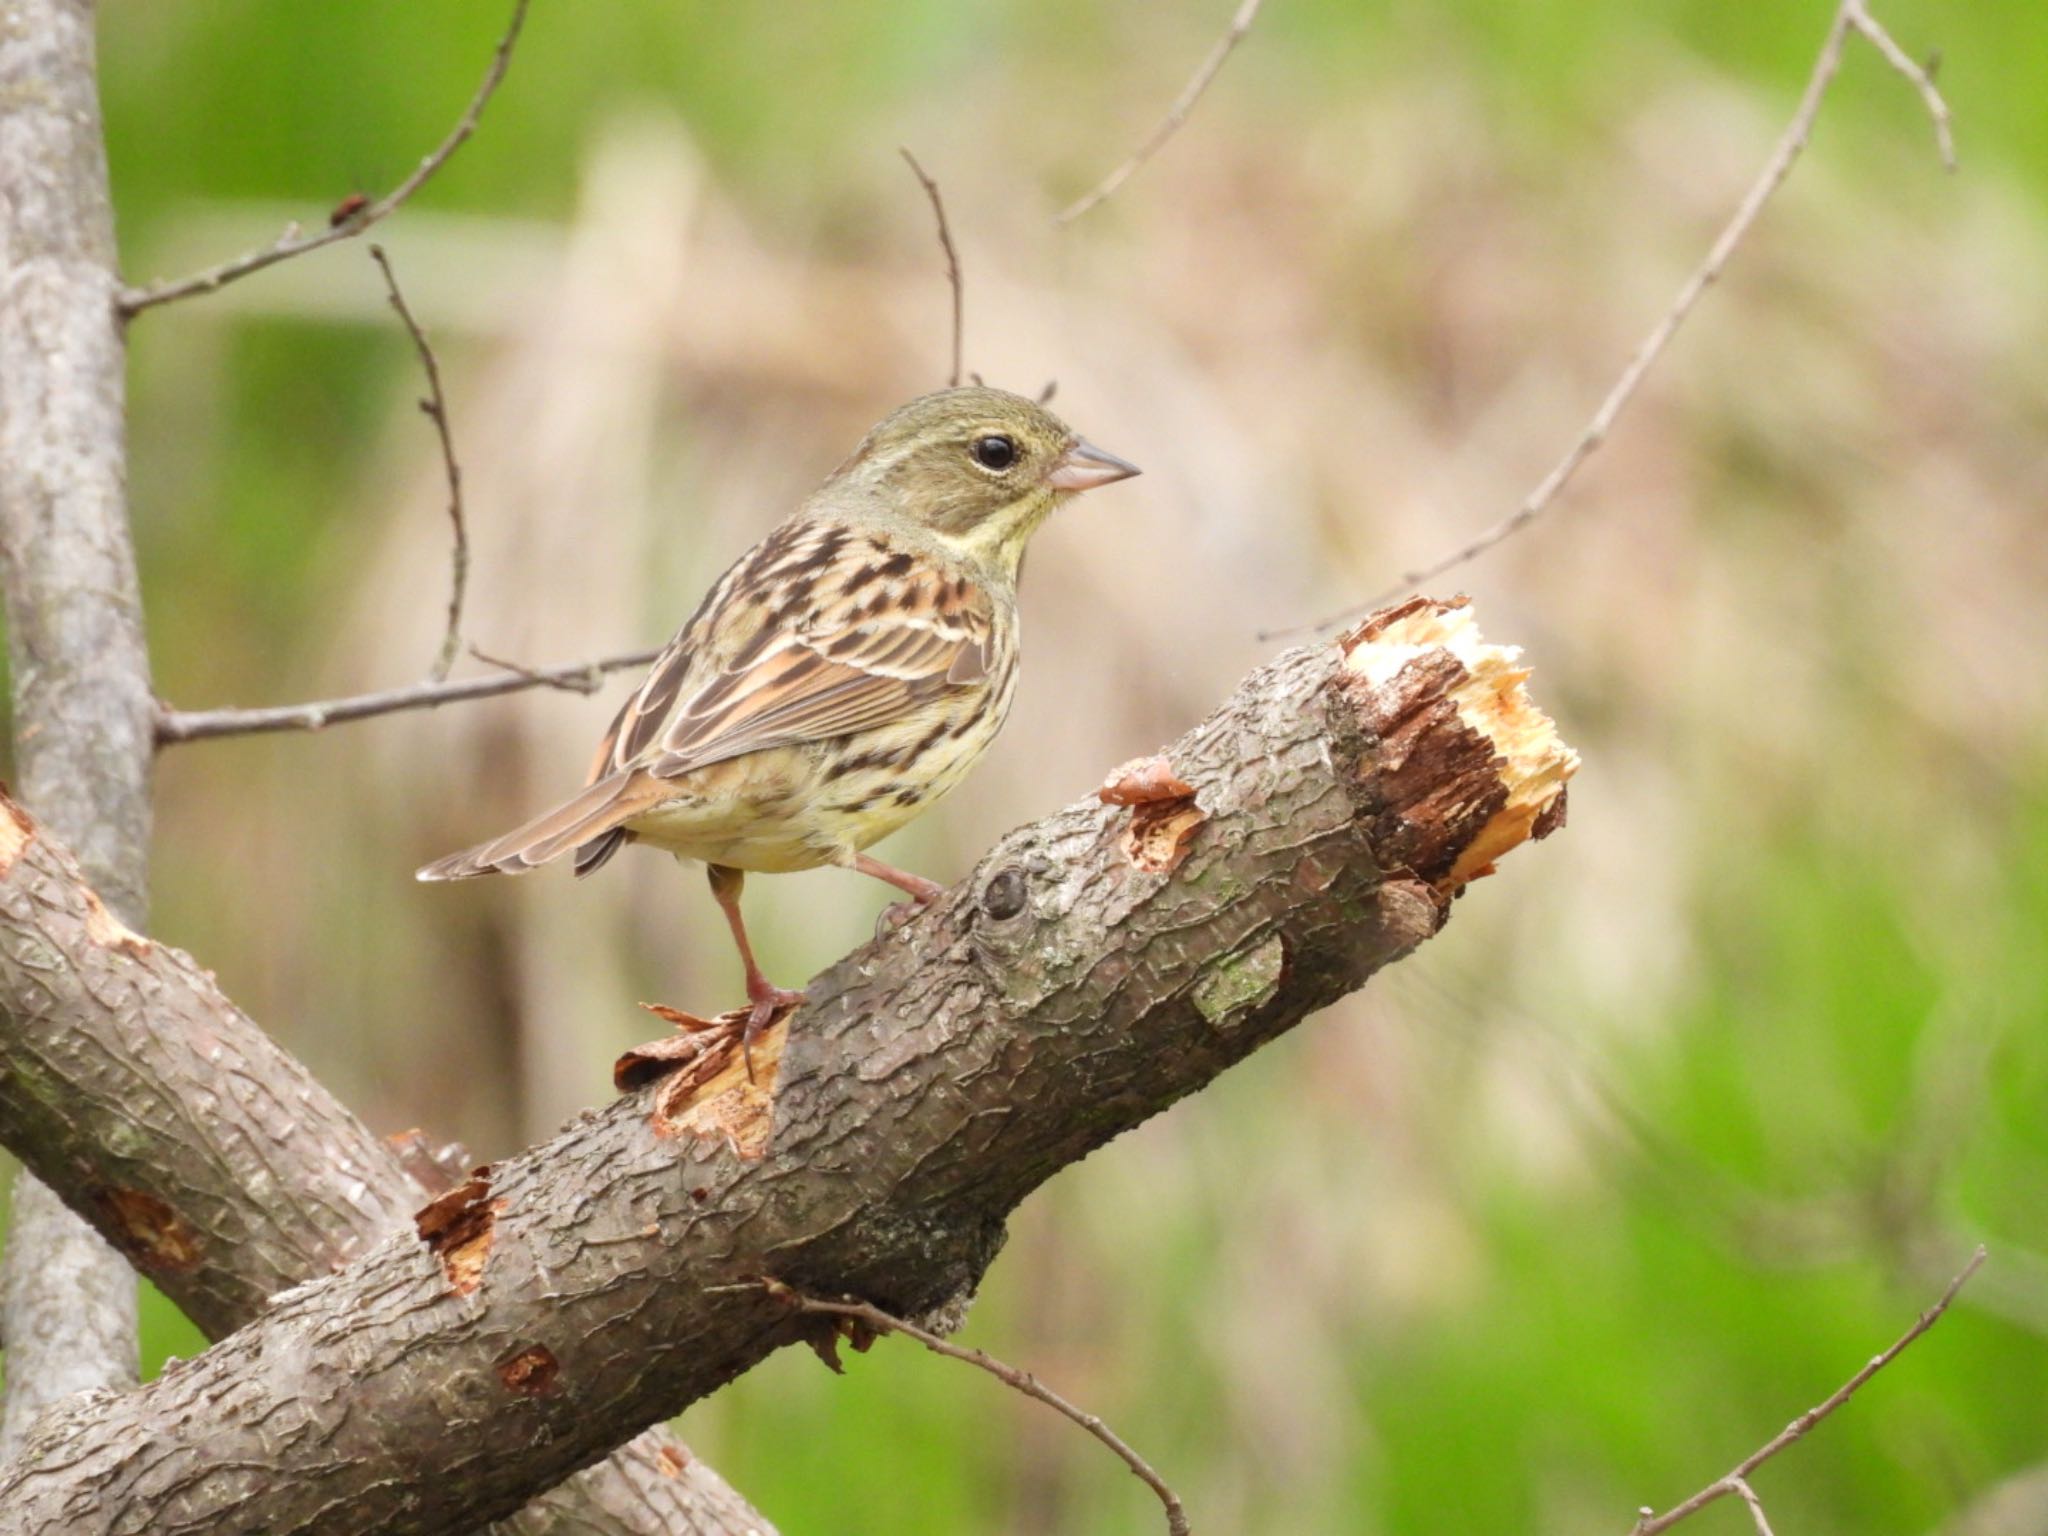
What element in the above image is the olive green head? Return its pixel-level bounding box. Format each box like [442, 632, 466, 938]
[827, 386, 1138, 571]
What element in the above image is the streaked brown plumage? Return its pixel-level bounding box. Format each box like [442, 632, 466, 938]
[418, 386, 1138, 1045]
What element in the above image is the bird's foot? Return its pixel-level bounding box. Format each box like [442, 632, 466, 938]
[741, 979, 805, 1083]
[872, 886, 943, 942]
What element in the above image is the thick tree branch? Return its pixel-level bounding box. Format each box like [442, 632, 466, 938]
[0, 596, 1576, 1535]
[1275, 0, 1957, 641]
[0, 799, 770, 1532]
[0, 0, 150, 1451]
[116, 0, 530, 318]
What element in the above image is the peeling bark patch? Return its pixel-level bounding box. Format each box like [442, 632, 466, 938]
[93, 1187, 200, 1273]
[616, 1003, 733, 1091]
[1122, 799, 1207, 874]
[496, 1343, 560, 1397]
[1100, 756, 1207, 874]
[1191, 934, 1287, 1029]
[414, 1167, 501, 1297]
[651, 1017, 785, 1161]
[1098, 755, 1195, 806]
[0, 790, 33, 874]
[654, 1443, 690, 1478]
[80, 886, 151, 956]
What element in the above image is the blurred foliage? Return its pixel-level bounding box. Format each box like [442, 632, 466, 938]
[0, 0, 2043, 1532]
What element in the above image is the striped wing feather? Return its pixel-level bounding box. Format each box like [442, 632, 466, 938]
[595, 523, 991, 783]
[419, 519, 991, 881]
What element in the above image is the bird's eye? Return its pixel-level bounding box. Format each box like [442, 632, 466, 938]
[970, 434, 1017, 472]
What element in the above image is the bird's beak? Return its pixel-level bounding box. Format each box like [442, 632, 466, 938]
[1047, 438, 1141, 493]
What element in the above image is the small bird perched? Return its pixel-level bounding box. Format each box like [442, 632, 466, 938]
[418, 386, 1139, 1052]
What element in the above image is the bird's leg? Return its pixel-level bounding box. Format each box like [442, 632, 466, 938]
[853, 852, 945, 902]
[705, 863, 802, 1080]
[849, 852, 946, 935]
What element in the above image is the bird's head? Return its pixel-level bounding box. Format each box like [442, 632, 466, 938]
[827, 386, 1138, 575]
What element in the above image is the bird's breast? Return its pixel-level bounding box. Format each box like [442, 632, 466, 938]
[811, 659, 1016, 851]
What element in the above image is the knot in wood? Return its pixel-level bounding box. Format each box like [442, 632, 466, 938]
[978, 865, 1029, 921]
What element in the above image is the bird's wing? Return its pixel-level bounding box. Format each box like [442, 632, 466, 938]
[591, 520, 994, 784]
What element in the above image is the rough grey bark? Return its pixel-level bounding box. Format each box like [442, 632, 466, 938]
[0, 0, 149, 1450]
[0, 794, 768, 1534]
[0, 1174, 138, 1458]
[0, 607, 1574, 1536]
[0, 3, 769, 1529]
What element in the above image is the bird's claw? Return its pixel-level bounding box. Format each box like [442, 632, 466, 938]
[741, 983, 804, 1083]
[872, 891, 941, 944]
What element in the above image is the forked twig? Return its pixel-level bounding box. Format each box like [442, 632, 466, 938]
[1057, 0, 1266, 225]
[899, 148, 964, 388]
[1730, 1478, 1778, 1536]
[154, 647, 663, 745]
[1628, 1246, 1985, 1534]
[119, 0, 531, 317]
[467, 644, 617, 695]
[1844, 3, 1955, 169]
[767, 1284, 1190, 1536]
[1269, 0, 1956, 641]
[369, 246, 467, 683]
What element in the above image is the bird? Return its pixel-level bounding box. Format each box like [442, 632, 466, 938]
[417, 385, 1139, 1061]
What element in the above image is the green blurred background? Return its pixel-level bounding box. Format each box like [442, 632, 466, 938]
[10, 0, 2048, 1530]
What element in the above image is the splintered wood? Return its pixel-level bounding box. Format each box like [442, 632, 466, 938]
[1338, 595, 1577, 892]
[619, 1005, 786, 1161]
[414, 1167, 502, 1297]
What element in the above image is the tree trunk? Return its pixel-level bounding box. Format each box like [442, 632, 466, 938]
[0, 1175, 137, 1458]
[0, 597, 1575, 1536]
[0, 0, 149, 1453]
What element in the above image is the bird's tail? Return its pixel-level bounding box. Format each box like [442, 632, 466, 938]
[415, 773, 646, 882]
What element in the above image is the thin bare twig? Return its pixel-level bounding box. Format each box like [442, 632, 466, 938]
[467, 643, 615, 695]
[117, 0, 531, 317]
[1270, 0, 1956, 642]
[154, 647, 662, 746]
[772, 1285, 1190, 1536]
[1730, 1478, 1778, 1536]
[899, 148, 963, 389]
[1628, 1246, 1985, 1535]
[1056, 0, 1266, 225]
[1844, 0, 1956, 170]
[368, 246, 467, 683]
